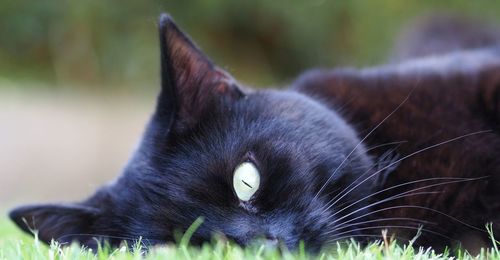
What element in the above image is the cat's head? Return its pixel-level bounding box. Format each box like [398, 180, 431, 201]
[10, 14, 379, 251]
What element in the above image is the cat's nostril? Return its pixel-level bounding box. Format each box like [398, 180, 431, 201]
[264, 234, 279, 246]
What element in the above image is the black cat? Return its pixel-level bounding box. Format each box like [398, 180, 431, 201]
[10, 14, 500, 252]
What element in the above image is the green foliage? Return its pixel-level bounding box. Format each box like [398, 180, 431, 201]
[0, 217, 499, 259]
[1, 0, 500, 89]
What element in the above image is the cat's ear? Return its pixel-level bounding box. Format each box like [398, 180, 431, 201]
[9, 204, 101, 247]
[155, 14, 245, 132]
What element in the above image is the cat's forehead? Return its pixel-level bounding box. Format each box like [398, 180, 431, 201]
[239, 90, 328, 119]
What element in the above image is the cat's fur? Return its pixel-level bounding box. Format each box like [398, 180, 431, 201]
[10, 14, 500, 251]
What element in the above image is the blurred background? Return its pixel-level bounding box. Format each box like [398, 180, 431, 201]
[1, 1, 500, 210]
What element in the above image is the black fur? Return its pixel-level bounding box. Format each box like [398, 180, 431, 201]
[10, 13, 500, 252]
[9, 14, 376, 251]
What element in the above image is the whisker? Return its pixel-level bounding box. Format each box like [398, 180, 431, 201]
[328, 217, 436, 234]
[325, 234, 412, 245]
[313, 88, 416, 201]
[328, 190, 442, 227]
[363, 141, 408, 153]
[326, 234, 383, 243]
[323, 176, 483, 218]
[327, 225, 455, 242]
[335, 204, 485, 234]
[327, 204, 432, 237]
[320, 130, 491, 214]
[316, 146, 400, 215]
[325, 177, 471, 215]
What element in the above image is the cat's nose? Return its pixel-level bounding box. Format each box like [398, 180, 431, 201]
[251, 233, 280, 248]
[263, 234, 279, 247]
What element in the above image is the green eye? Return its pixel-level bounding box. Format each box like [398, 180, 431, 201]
[233, 162, 260, 201]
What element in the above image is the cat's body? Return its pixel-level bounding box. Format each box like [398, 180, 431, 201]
[10, 14, 500, 252]
[294, 49, 500, 249]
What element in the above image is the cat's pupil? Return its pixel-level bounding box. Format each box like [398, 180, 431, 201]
[242, 180, 252, 188]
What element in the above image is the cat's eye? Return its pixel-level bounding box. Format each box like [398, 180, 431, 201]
[233, 162, 260, 201]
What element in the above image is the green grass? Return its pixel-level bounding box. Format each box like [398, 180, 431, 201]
[0, 218, 499, 260]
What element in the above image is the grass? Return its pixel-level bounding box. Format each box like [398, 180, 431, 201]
[0, 217, 499, 260]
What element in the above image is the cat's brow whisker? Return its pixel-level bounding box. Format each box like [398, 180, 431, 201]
[321, 130, 491, 213]
[313, 88, 417, 201]
[328, 217, 436, 234]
